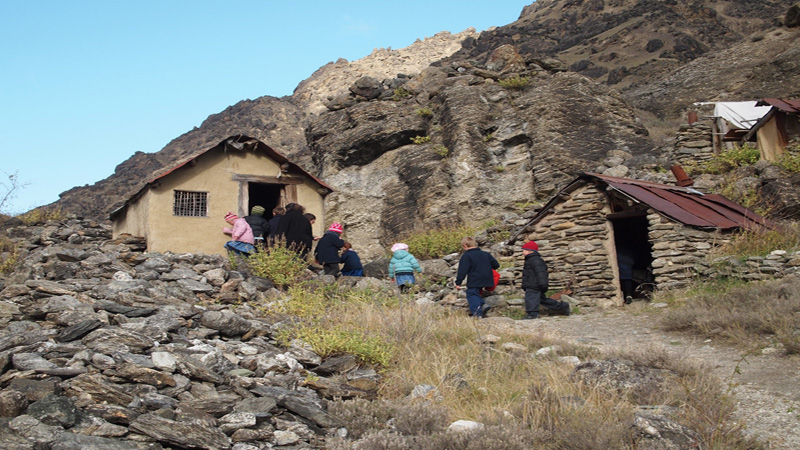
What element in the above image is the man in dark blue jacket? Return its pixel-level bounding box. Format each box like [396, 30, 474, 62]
[455, 236, 500, 318]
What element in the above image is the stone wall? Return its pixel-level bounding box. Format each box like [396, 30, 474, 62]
[647, 212, 723, 290]
[517, 184, 618, 305]
[674, 122, 715, 165]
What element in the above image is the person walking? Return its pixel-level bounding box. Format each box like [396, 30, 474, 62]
[388, 243, 422, 292]
[520, 240, 570, 319]
[243, 205, 268, 248]
[455, 236, 500, 318]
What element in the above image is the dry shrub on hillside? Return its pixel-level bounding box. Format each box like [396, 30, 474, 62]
[659, 276, 800, 354]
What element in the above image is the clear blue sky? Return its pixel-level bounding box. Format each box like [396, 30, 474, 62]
[0, 1, 531, 215]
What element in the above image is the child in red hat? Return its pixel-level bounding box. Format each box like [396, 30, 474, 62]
[521, 240, 570, 319]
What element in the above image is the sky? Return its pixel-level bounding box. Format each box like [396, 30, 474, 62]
[0, 1, 532, 215]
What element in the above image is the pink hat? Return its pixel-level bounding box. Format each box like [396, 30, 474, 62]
[224, 212, 238, 222]
[391, 243, 409, 252]
[328, 222, 344, 233]
[522, 241, 538, 251]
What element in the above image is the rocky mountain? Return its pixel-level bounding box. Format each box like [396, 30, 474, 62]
[49, 0, 800, 257]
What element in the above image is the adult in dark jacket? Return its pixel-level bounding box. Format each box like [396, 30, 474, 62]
[266, 206, 285, 242]
[521, 240, 570, 319]
[314, 223, 345, 276]
[274, 203, 313, 258]
[243, 205, 269, 246]
[455, 236, 500, 318]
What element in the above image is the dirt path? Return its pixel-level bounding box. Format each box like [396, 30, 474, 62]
[484, 303, 800, 449]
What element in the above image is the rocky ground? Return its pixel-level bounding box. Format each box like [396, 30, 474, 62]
[483, 304, 800, 449]
[2, 216, 799, 449]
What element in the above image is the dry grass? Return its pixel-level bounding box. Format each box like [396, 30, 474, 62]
[657, 277, 800, 354]
[710, 222, 800, 257]
[310, 285, 761, 449]
[0, 234, 21, 274]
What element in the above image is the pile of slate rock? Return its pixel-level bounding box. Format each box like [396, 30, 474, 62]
[0, 216, 381, 450]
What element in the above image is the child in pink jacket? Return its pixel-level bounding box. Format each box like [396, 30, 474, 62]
[223, 212, 255, 255]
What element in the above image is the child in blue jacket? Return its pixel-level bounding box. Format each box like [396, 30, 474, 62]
[388, 243, 422, 292]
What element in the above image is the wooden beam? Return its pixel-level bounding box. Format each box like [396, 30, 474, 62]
[231, 174, 304, 185]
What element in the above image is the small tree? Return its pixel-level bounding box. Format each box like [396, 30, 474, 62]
[0, 172, 28, 215]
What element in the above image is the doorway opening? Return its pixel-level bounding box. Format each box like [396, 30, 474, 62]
[248, 183, 284, 220]
[611, 214, 654, 302]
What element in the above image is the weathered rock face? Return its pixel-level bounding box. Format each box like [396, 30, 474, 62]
[43, 0, 800, 255]
[309, 62, 652, 258]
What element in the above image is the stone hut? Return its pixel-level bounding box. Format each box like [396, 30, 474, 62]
[110, 135, 333, 256]
[512, 173, 770, 307]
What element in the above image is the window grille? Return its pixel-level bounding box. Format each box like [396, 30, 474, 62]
[173, 190, 208, 217]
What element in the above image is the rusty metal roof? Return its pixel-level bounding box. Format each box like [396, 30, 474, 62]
[755, 98, 800, 114]
[588, 173, 770, 230]
[511, 173, 771, 241]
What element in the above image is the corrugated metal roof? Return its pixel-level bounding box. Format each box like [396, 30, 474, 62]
[588, 173, 770, 230]
[756, 98, 800, 114]
[511, 173, 771, 242]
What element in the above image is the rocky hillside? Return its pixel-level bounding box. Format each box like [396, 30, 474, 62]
[48, 0, 800, 255]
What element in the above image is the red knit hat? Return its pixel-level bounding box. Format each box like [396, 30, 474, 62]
[328, 222, 344, 233]
[224, 212, 238, 222]
[522, 241, 539, 251]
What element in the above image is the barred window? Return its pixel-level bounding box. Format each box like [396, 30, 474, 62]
[173, 190, 208, 217]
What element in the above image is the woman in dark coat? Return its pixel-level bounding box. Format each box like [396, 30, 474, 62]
[274, 203, 313, 258]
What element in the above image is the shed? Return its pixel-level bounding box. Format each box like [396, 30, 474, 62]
[743, 98, 800, 161]
[110, 135, 332, 255]
[511, 173, 770, 306]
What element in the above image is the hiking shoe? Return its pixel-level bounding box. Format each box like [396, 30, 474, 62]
[523, 314, 539, 320]
[561, 302, 571, 316]
[480, 305, 493, 318]
[625, 296, 633, 304]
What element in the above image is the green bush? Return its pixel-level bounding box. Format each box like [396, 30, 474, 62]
[392, 87, 411, 101]
[411, 135, 431, 144]
[498, 75, 530, 90]
[245, 241, 308, 288]
[433, 144, 449, 157]
[415, 107, 433, 117]
[776, 144, 800, 173]
[401, 223, 478, 260]
[701, 144, 760, 174]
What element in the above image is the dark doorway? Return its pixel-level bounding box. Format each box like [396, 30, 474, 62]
[248, 183, 283, 220]
[611, 215, 653, 301]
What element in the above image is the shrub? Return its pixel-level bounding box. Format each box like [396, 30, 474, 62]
[776, 144, 800, 173]
[701, 144, 760, 174]
[498, 75, 530, 90]
[658, 277, 800, 354]
[432, 144, 449, 157]
[0, 235, 20, 274]
[415, 107, 433, 117]
[245, 241, 308, 288]
[711, 222, 800, 257]
[400, 223, 478, 260]
[410, 135, 431, 144]
[391, 87, 411, 101]
[18, 207, 66, 225]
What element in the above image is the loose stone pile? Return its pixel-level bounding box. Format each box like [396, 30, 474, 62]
[0, 217, 385, 450]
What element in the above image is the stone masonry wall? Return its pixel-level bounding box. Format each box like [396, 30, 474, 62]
[647, 211, 721, 290]
[674, 122, 715, 165]
[517, 185, 618, 306]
